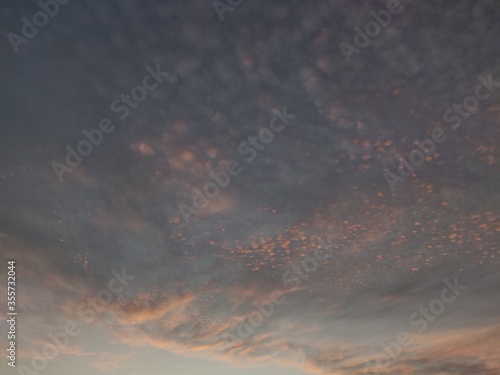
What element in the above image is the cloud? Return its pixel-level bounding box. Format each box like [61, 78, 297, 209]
[1, 0, 499, 374]
[90, 352, 134, 372]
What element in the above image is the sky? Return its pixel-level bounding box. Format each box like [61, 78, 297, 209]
[0, 0, 499, 374]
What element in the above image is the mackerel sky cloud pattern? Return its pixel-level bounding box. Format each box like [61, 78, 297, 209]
[0, 1, 499, 375]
